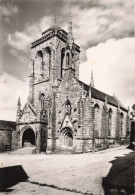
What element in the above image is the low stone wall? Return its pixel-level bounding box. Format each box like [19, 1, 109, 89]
[0, 130, 12, 152]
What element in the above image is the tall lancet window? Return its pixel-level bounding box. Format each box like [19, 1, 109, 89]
[120, 112, 124, 136]
[108, 108, 112, 136]
[70, 50, 75, 69]
[43, 47, 51, 79]
[94, 103, 100, 137]
[61, 48, 65, 78]
[36, 50, 43, 76]
[66, 52, 70, 66]
[41, 93, 45, 109]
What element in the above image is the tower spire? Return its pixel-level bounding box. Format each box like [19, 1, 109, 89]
[90, 61, 95, 87]
[17, 97, 21, 113]
[17, 97, 21, 106]
[68, 12, 74, 48]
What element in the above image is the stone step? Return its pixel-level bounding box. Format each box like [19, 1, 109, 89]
[56, 148, 75, 154]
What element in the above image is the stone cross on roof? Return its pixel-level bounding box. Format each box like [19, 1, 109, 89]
[54, 15, 57, 25]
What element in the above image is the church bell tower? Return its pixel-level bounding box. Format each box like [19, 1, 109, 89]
[28, 14, 80, 112]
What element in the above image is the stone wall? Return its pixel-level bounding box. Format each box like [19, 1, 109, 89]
[0, 130, 12, 151]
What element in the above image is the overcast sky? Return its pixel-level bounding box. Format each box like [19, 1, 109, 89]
[0, 0, 134, 121]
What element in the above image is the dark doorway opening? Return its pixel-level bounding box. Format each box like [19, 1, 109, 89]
[22, 129, 35, 147]
[65, 131, 73, 147]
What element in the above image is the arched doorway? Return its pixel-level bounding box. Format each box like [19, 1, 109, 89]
[22, 129, 35, 147]
[60, 128, 73, 148]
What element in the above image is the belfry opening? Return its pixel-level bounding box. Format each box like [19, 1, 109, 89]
[22, 129, 35, 147]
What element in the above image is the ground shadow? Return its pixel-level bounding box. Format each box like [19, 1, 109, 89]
[0, 165, 28, 192]
[102, 152, 134, 195]
[127, 143, 135, 151]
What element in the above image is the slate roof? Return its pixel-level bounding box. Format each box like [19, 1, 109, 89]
[78, 80, 127, 112]
[42, 25, 68, 36]
[48, 25, 62, 31]
[0, 120, 16, 131]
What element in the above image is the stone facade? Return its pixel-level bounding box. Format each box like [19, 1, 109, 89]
[14, 18, 130, 153]
[0, 120, 16, 152]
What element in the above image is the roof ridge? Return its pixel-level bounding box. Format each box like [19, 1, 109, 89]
[113, 94, 127, 110]
[77, 79, 127, 111]
[78, 79, 112, 97]
[0, 120, 16, 123]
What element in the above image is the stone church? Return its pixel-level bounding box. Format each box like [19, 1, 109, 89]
[12, 16, 130, 153]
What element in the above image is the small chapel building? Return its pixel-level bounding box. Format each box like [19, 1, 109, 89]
[12, 16, 130, 153]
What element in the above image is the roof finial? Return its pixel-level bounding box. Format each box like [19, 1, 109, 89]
[54, 15, 57, 25]
[68, 12, 74, 47]
[90, 61, 95, 87]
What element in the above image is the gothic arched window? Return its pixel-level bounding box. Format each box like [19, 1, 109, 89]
[61, 48, 65, 78]
[36, 50, 43, 76]
[41, 93, 45, 109]
[36, 50, 43, 61]
[101, 104, 108, 138]
[66, 52, 70, 66]
[94, 103, 100, 137]
[120, 112, 124, 136]
[43, 47, 51, 79]
[108, 108, 112, 136]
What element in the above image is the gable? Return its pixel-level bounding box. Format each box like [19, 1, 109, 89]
[57, 69, 82, 97]
[20, 101, 37, 123]
[60, 114, 73, 130]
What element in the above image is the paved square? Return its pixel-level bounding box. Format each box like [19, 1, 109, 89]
[0, 146, 132, 194]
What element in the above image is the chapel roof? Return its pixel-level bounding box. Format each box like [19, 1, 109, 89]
[48, 25, 62, 31]
[0, 120, 16, 131]
[78, 80, 127, 112]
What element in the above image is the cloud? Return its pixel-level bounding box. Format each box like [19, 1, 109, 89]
[0, 73, 28, 121]
[7, 0, 134, 54]
[8, 32, 32, 51]
[7, 16, 53, 51]
[79, 37, 135, 108]
[65, 1, 134, 49]
[0, 3, 18, 17]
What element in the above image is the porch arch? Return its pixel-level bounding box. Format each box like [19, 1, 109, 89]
[22, 127, 35, 147]
[60, 127, 73, 148]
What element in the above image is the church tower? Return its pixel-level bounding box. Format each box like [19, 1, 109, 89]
[29, 15, 80, 111]
[15, 15, 81, 153]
